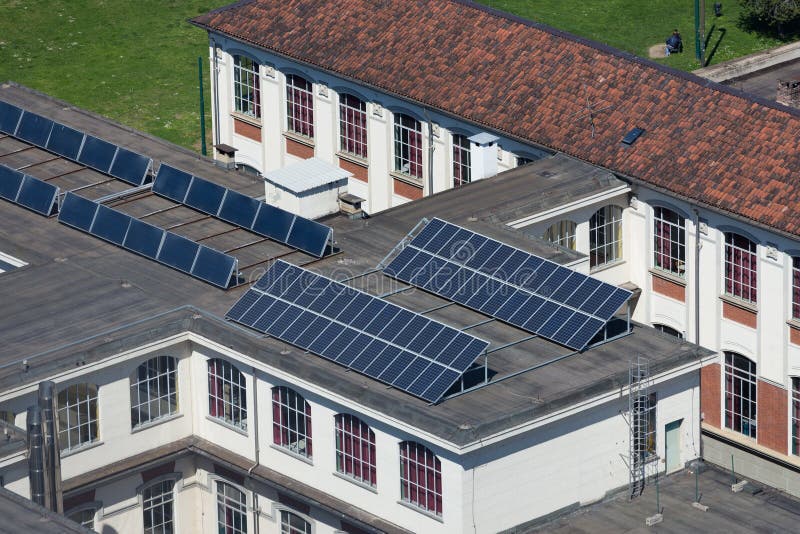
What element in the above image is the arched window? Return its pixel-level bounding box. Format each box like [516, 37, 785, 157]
[57, 383, 99, 451]
[131, 356, 177, 428]
[208, 359, 247, 430]
[280, 510, 311, 534]
[142, 479, 175, 534]
[724, 352, 756, 438]
[339, 93, 367, 158]
[653, 323, 683, 339]
[724, 232, 757, 303]
[589, 205, 622, 268]
[542, 220, 577, 250]
[233, 55, 260, 118]
[216, 481, 247, 534]
[653, 207, 686, 276]
[66, 506, 96, 529]
[393, 113, 422, 179]
[272, 386, 312, 458]
[335, 414, 376, 486]
[399, 441, 442, 516]
[791, 257, 799, 320]
[792, 377, 799, 456]
[452, 134, 471, 187]
[286, 74, 314, 138]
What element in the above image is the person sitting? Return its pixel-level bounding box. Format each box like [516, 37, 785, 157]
[665, 30, 683, 56]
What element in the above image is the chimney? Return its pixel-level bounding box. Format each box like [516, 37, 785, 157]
[777, 79, 800, 108]
[468, 132, 500, 181]
[37, 381, 63, 513]
[214, 143, 238, 170]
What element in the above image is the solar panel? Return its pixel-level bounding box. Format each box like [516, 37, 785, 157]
[0, 101, 22, 134]
[286, 216, 332, 258]
[90, 204, 132, 245]
[184, 176, 226, 216]
[77, 135, 118, 174]
[191, 246, 237, 289]
[226, 260, 489, 402]
[123, 218, 164, 259]
[218, 189, 260, 228]
[16, 175, 59, 215]
[109, 147, 151, 186]
[383, 218, 632, 351]
[16, 112, 54, 147]
[157, 232, 200, 273]
[58, 192, 98, 231]
[152, 164, 193, 202]
[0, 164, 24, 201]
[46, 122, 85, 160]
[252, 203, 295, 242]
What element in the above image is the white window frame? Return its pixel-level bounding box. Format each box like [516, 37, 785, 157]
[208, 359, 247, 431]
[65, 503, 100, 530]
[131, 355, 178, 428]
[233, 55, 261, 119]
[724, 352, 757, 439]
[399, 441, 442, 516]
[393, 113, 423, 179]
[57, 383, 99, 451]
[286, 74, 314, 138]
[653, 206, 686, 277]
[724, 232, 758, 304]
[140, 476, 177, 534]
[216, 479, 248, 534]
[542, 220, 577, 250]
[272, 386, 312, 459]
[452, 134, 471, 187]
[334, 413, 376, 487]
[589, 205, 623, 268]
[280, 509, 313, 534]
[339, 93, 367, 158]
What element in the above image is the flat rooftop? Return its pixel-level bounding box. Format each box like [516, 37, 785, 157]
[723, 59, 800, 102]
[0, 83, 710, 446]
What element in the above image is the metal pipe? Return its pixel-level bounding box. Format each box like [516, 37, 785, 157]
[693, 208, 701, 345]
[423, 108, 434, 196]
[210, 38, 221, 146]
[248, 367, 260, 534]
[26, 406, 45, 507]
[38, 381, 62, 513]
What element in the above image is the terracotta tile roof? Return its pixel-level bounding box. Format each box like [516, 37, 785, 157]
[192, 0, 800, 238]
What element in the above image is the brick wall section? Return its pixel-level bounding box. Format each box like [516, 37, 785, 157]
[339, 157, 368, 182]
[286, 137, 314, 159]
[790, 325, 800, 346]
[651, 274, 685, 302]
[701, 363, 721, 428]
[233, 118, 262, 142]
[393, 178, 422, 200]
[722, 301, 757, 328]
[757, 380, 788, 455]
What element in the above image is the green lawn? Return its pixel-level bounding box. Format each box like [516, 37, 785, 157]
[0, 1, 790, 152]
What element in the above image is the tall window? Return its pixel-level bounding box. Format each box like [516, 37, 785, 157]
[393, 113, 422, 179]
[724, 352, 757, 439]
[208, 359, 247, 430]
[272, 386, 312, 458]
[792, 257, 800, 319]
[339, 93, 367, 158]
[57, 383, 98, 451]
[217, 481, 247, 534]
[399, 441, 442, 516]
[286, 74, 314, 138]
[335, 414, 376, 486]
[142, 479, 175, 534]
[653, 207, 686, 276]
[280, 510, 311, 534]
[543, 220, 577, 250]
[452, 134, 471, 187]
[792, 377, 800, 456]
[589, 205, 623, 268]
[131, 356, 177, 428]
[724, 232, 758, 304]
[233, 55, 260, 118]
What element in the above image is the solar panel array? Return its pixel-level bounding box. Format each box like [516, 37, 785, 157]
[226, 260, 490, 402]
[0, 100, 152, 187]
[383, 218, 632, 351]
[0, 163, 59, 216]
[152, 164, 333, 258]
[58, 192, 237, 288]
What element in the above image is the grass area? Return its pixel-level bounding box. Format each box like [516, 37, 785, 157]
[0, 1, 791, 152]
[0, 0, 214, 151]
[478, 1, 789, 71]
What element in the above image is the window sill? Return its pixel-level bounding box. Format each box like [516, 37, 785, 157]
[269, 443, 313, 465]
[333, 471, 377, 493]
[61, 440, 103, 458]
[206, 415, 248, 436]
[283, 131, 315, 147]
[589, 259, 625, 275]
[649, 268, 686, 286]
[131, 412, 183, 434]
[389, 172, 423, 188]
[397, 499, 443, 522]
[719, 294, 758, 313]
[337, 152, 368, 167]
[230, 112, 262, 128]
[787, 318, 800, 331]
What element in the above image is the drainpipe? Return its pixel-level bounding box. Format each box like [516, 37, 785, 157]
[26, 406, 44, 507]
[248, 367, 260, 534]
[423, 108, 435, 196]
[693, 208, 702, 346]
[210, 37, 221, 146]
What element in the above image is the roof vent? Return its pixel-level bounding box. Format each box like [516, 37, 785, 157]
[621, 127, 645, 145]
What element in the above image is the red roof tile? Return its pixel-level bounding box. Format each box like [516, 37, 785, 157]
[192, 0, 800, 238]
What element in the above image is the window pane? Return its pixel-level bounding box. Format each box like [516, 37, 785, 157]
[233, 55, 261, 118]
[393, 114, 422, 179]
[399, 441, 442, 515]
[131, 356, 178, 428]
[724, 352, 757, 439]
[286, 74, 314, 138]
[208, 359, 247, 430]
[339, 94, 367, 158]
[589, 206, 622, 268]
[653, 207, 685, 277]
[334, 414, 376, 486]
[57, 384, 98, 451]
[272, 386, 312, 458]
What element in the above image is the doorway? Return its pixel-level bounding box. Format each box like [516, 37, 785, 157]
[665, 419, 683, 472]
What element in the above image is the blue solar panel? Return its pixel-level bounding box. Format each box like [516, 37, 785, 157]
[0, 101, 22, 134]
[411, 217, 446, 249]
[58, 192, 98, 231]
[185, 177, 227, 216]
[77, 135, 117, 173]
[152, 164, 193, 203]
[91, 204, 132, 245]
[16, 175, 58, 215]
[0, 164, 24, 201]
[218, 189, 261, 228]
[16, 112, 54, 147]
[157, 233, 199, 273]
[191, 246, 237, 289]
[286, 216, 331, 258]
[46, 123, 84, 160]
[123, 218, 164, 259]
[109, 147, 151, 186]
[252, 203, 295, 243]
[225, 260, 489, 402]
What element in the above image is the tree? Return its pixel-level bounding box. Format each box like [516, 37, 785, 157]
[741, 0, 800, 28]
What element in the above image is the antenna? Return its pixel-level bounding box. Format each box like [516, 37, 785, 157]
[569, 84, 614, 138]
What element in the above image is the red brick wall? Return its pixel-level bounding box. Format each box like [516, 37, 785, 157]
[722, 301, 757, 329]
[757, 379, 788, 455]
[701, 363, 721, 428]
[339, 157, 368, 182]
[286, 137, 314, 159]
[393, 178, 423, 200]
[790, 325, 800, 346]
[652, 275, 685, 302]
[233, 118, 262, 142]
